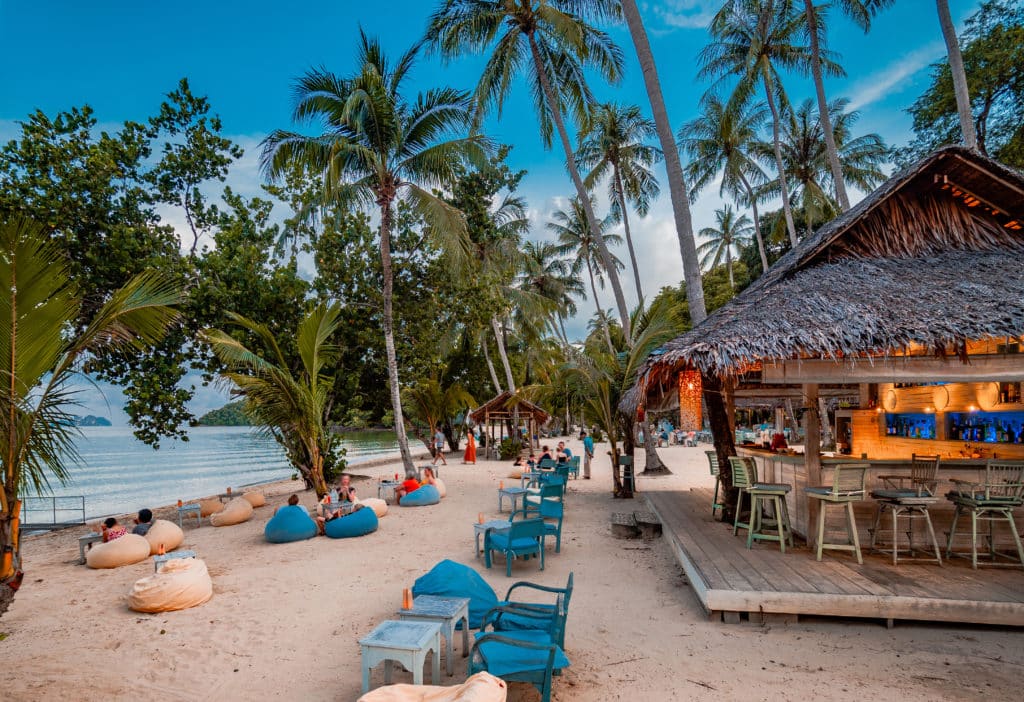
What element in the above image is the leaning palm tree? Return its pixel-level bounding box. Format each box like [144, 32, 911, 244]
[203, 304, 344, 498]
[402, 378, 475, 453]
[678, 94, 771, 273]
[698, 206, 754, 290]
[261, 33, 488, 477]
[0, 215, 182, 617]
[426, 0, 636, 340]
[935, 0, 978, 150]
[576, 102, 661, 303]
[516, 239, 583, 347]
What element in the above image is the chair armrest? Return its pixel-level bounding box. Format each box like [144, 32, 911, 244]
[481, 605, 556, 632]
[470, 633, 557, 669]
[504, 580, 566, 601]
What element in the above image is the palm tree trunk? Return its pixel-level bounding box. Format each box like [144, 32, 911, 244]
[558, 315, 571, 347]
[804, 0, 850, 211]
[936, 0, 978, 150]
[481, 333, 503, 395]
[726, 247, 734, 289]
[738, 171, 769, 273]
[641, 422, 670, 474]
[621, 0, 706, 325]
[526, 32, 632, 341]
[763, 74, 799, 247]
[491, 316, 516, 392]
[613, 168, 644, 303]
[379, 203, 417, 477]
[586, 258, 615, 353]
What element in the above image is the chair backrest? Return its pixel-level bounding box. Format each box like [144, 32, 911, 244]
[705, 450, 719, 477]
[555, 464, 570, 480]
[538, 458, 557, 470]
[909, 454, 941, 497]
[509, 517, 546, 540]
[831, 463, 869, 496]
[618, 455, 633, 468]
[728, 456, 756, 489]
[540, 498, 563, 521]
[570, 456, 580, 469]
[983, 460, 1024, 501]
[539, 483, 564, 501]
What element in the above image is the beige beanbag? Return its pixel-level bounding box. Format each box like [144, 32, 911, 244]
[143, 519, 184, 555]
[359, 498, 388, 517]
[209, 496, 253, 526]
[357, 672, 506, 702]
[86, 534, 151, 569]
[507, 469, 523, 479]
[433, 478, 447, 498]
[128, 557, 213, 613]
[242, 491, 266, 507]
[200, 499, 225, 517]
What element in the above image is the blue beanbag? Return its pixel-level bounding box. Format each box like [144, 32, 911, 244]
[324, 505, 379, 538]
[264, 505, 318, 543]
[400, 484, 441, 507]
[413, 559, 498, 629]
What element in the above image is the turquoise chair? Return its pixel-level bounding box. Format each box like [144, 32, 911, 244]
[484, 517, 546, 577]
[530, 498, 564, 552]
[705, 450, 723, 518]
[496, 572, 574, 648]
[480, 594, 566, 650]
[567, 456, 580, 479]
[538, 458, 557, 470]
[526, 481, 564, 507]
[468, 632, 568, 702]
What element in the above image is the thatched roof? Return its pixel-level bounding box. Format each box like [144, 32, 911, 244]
[626, 147, 1024, 410]
[469, 391, 551, 424]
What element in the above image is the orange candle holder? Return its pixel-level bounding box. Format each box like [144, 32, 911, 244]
[477, 512, 484, 524]
[395, 473, 400, 481]
[402, 587, 413, 610]
[226, 486, 232, 494]
[177, 499, 183, 507]
[158, 543, 166, 556]
[499, 480, 504, 489]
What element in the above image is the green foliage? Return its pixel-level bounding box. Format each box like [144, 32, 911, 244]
[197, 401, 251, 426]
[498, 437, 522, 461]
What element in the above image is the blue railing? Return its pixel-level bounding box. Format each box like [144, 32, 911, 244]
[19, 496, 86, 529]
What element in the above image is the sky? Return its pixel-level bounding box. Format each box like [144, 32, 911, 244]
[0, 0, 982, 423]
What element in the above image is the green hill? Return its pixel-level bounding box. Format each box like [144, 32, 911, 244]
[197, 401, 251, 426]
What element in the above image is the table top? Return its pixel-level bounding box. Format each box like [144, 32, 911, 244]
[154, 550, 196, 562]
[177, 503, 201, 511]
[379, 480, 402, 487]
[399, 595, 470, 618]
[498, 486, 528, 495]
[474, 519, 511, 532]
[360, 620, 441, 650]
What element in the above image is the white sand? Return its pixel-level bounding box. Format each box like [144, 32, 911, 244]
[1, 440, 1021, 701]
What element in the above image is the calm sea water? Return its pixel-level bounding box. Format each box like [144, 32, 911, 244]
[25, 426, 399, 520]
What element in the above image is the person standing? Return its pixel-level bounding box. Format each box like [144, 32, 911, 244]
[433, 428, 448, 465]
[582, 431, 594, 480]
[463, 427, 477, 464]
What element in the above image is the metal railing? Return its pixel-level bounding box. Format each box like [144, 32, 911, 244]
[19, 496, 87, 529]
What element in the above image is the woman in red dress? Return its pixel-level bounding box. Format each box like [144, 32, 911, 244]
[463, 428, 477, 464]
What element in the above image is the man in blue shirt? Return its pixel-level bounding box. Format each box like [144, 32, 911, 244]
[556, 441, 573, 463]
[582, 432, 594, 479]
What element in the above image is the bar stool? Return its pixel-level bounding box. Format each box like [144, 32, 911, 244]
[946, 459, 1024, 569]
[869, 454, 942, 565]
[805, 463, 869, 564]
[728, 456, 794, 552]
[705, 450, 723, 518]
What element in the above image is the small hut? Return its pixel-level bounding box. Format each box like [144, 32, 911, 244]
[469, 392, 551, 459]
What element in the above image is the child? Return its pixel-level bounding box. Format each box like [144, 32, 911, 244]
[132, 508, 153, 536]
[101, 517, 128, 542]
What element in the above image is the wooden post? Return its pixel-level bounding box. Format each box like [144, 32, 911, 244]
[803, 383, 822, 548]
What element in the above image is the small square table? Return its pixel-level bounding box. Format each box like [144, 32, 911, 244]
[378, 480, 402, 503]
[398, 595, 470, 676]
[359, 620, 441, 693]
[498, 486, 528, 513]
[474, 519, 511, 556]
[78, 532, 102, 564]
[520, 471, 543, 488]
[153, 549, 197, 572]
[177, 503, 202, 529]
[218, 491, 236, 503]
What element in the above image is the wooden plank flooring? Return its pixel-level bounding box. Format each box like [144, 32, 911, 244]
[646, 486, 1024, 626]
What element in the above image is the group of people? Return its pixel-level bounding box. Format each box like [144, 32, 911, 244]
[99, 508, 154, 543]
[511, 438, 594, 479]
[314, 473, 366, 533]
[431, 427, 477, 466]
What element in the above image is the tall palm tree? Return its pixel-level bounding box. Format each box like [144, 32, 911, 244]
[402, 378, 475, 452]
[426, 0, 636, 340]
[802, 0, 892, 212]
[702, 0, 839, 247]
[698, 206, 754, 290]
[678, 94, 771, 273]
[203, 305, 344, 497]
[576, 102, 660, 303]
[516, 239, 583, 346]
[936, 0, 978, 150]
[261, 33, 488, 476]
[0, 215, 181, 617]
[619, 0, 708, 325]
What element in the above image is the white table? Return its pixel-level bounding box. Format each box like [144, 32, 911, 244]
[78, 532, 102, 564]
[398, 595, 470, 676]
[377, 480, 401, 504]
[177, 503, 202, 529]
[359, 620, 442, 693]
[153, 550, 197, 572]
[498, 486, 528, 513]
[474, 520, 511, 556]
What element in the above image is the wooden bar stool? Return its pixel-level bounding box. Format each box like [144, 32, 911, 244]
[705, 450, 723, 518]
[805, 463, 869, 564]
[946, 460, 1024, 569]
[729, 456, 794, 552]
[869, 454, 943, 565]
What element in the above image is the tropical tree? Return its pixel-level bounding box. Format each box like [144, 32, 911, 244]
[698, 206, 754, 290]
[0, 215, 182, 617]
[678, 93, 771, 273]
[516, 240, 584, 348]
[426, 0, 636, 339]
[203, 304, 345, 497]
[576, 102, 661, 303]
[402, 378, 476, 453]
[261, 33, 488, 476]
[936, 0, 978, 149]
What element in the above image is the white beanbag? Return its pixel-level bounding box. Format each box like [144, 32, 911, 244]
[86, 534, 151, 569]
[357, 672, 506, 702]
[433, 478, 447, 498]
[242, 492, 266, 507]
[359, 498, 389, 518]
[143, 519, 184, 555]
[128, 557, 213, 613]
[209, 496, 253, 526]
[200, 499, 225, 517]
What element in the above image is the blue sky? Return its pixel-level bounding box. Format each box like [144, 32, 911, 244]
[0, 0, 981, 422]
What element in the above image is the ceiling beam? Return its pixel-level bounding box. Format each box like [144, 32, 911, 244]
[762, 355, 1024, 384]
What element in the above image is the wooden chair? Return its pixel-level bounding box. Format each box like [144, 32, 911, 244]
[468, 631, 567, 702]
[705, 450, 723, 518]
[729, 456, 793, 552]
[481, 593, 567, 651]
[567, 456, 580, 479]
[946, 460, 1024, 568]
[869, 454, 943, 565]
[805, 463, 869, 564]
[497, 572, 574, 649]
[484, 516, 546, 577]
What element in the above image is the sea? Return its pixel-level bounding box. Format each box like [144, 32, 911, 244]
[23, 426, 399, 522]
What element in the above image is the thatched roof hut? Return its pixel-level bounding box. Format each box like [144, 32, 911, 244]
[469, 392, 551, 456]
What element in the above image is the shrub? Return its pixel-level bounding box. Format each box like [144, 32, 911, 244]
[498, 438, 521, 460]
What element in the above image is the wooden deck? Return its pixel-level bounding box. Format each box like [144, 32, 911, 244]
[646, 487, 1024, 627]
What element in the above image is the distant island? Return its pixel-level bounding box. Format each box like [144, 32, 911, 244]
[197, 400, 251, 426]
[76, 415, 112, 427]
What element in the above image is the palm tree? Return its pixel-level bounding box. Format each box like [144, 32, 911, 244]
[203, 304, 344, 498]
[702, 0, 839, 247]
[0, 215, 181, 617]
[698, 206, 754, 290]
[802, 0, 892, 212]
[261, 33, 488, 477]
[426, 0, 636, 340]
[936, 0, 978, 149]
[678, 94, 771, 273]
[576, 102, 660, 303]
[516, 240, 584, 347]
[619, 0, 709, 325]
[402, 378, 475, 453]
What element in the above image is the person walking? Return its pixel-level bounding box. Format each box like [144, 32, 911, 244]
[462, 427, 477, 464]
[582, 431, 594, 480]
[432, 428, 448, 466]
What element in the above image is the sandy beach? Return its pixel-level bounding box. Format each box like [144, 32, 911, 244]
[2, 438, 1021, 701]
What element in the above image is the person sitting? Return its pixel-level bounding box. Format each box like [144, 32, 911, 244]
[556, 441, 572, 463]
[132, 508, 154, 536]
[659, 430, 669, 448]
[539, 446, 553, 463]
[420, 466, 438, 486]
[337, 474, 357, 503]
[394, 475, 423, 503]
[512, 455, 525, 467]
[101, 517, 128, 542]
[274, 493, 303, 516]
[527, 453, 537, 469]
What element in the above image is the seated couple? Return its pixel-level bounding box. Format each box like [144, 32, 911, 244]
[393, 466, 438, 503]
[100, 508, 155, 542]
[315, 474, 365, 534]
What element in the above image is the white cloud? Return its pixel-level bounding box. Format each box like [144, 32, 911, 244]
[644, 0, 718, 30]
[846, 41, 945, 111]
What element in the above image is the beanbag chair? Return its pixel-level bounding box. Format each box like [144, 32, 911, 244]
[356, 671, 507, 702]
[209, 496, 253, 526]
[400, 484, 440, 507]
[128, 557, 213, 613]
[507, 469, 523, 479]
[143, 519, 184, 555]
[324, 506, 379, 538]
[433, 478, 447, 498]
[359, 498, 388, 518]
[86, 534, 151, 569]
[264, 504, 318, 543]
[242, 492, 266, 507]
[413, 559, 497, 629]
[199, 499, 225, 517]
